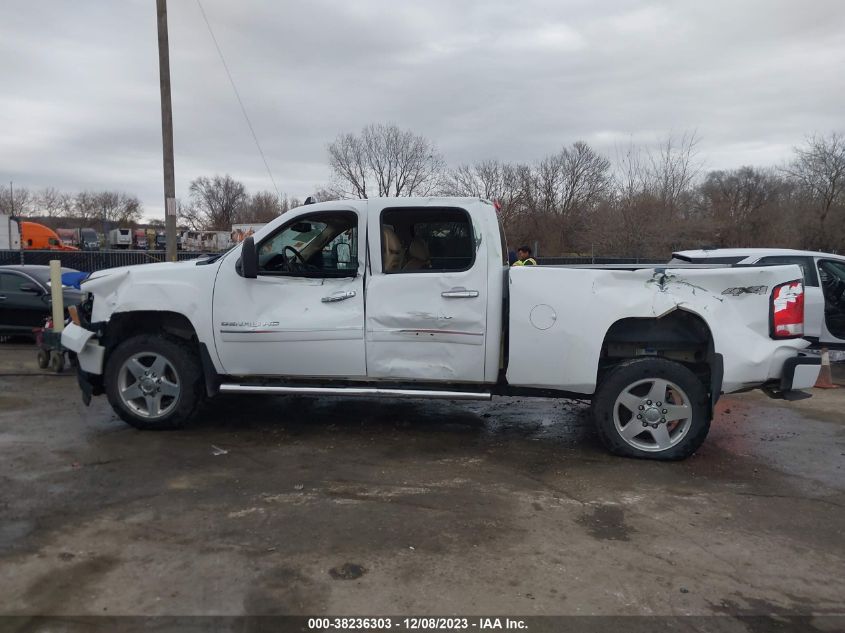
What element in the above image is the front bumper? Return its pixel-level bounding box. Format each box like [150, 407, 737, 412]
[780, 353, 821, 392]
[61, 322, 105, 375]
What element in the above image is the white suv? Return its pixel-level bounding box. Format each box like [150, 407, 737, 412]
[672, 248, 845, 349]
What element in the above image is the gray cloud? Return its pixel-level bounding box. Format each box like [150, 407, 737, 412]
[1, 0, 844, 219]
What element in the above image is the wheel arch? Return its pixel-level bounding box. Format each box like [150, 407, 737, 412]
[103, 311, 220, 397]
[598, 308, 721, 410]
[104, 310, 199, 350]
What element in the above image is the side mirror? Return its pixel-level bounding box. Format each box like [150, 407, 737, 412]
[19, 283, 43, 295]
[241, 236, 258, 279]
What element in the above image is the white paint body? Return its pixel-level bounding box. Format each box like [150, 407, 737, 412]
[673, 248, 845, 348]
[67, 198, 815, 397]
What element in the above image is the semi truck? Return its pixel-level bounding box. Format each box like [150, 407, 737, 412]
[134, 229, 148, 250]
[21, 222, 78, 250]
[80, 228, 100, 251]
[57, 228, 81, 248]
[63, 197, 820, 461]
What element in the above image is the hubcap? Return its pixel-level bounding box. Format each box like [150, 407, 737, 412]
[612, 377, 692, 452]
[117, 352, 180, 419]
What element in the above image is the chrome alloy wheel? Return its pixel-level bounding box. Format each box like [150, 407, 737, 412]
[117, 351, 181, 419]
[612, 377, 693, 452]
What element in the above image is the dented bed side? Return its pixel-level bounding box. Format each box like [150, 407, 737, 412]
[505, 264, 811, 394]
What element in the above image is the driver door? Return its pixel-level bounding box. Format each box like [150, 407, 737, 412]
[212, 208, 367, 377]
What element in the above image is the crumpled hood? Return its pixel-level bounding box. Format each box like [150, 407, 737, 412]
[81, 257, 222, 323]
[83, 258, 205, 289]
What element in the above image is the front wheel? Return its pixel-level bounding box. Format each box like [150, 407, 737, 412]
[592, 358, 710, 460]
[105, 334, 204, 430]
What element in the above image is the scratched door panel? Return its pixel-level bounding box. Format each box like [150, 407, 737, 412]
[365, 270, 487, 382]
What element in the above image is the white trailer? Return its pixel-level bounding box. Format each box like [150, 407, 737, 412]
[107, 228, 132, 249]
[0, 215, 21, 250]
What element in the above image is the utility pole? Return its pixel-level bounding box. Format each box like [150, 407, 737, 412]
[156, 0, 177, 261]
[9, 181, 14, 215]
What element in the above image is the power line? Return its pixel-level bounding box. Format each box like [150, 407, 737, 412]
[195, 0, 281, 200]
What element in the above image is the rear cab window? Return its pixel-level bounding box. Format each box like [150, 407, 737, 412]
[379, 207, 476, 273]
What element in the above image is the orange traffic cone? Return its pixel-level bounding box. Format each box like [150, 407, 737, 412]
[815, 348, 839, 389]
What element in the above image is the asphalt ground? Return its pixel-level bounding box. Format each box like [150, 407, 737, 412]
[0, 340, 842, 629]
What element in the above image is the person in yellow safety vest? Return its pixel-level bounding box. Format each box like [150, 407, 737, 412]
[512, 245, 537, 266]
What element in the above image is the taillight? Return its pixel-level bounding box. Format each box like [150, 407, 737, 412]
[770, 280, 804, 338]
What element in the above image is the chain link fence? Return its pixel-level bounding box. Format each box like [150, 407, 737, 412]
[539, 256, 665, 266]
[0, 249, 667, 274]
[0, 249, 211, 273]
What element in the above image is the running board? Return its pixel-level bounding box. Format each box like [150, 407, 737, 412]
[218, 384, 492, 401]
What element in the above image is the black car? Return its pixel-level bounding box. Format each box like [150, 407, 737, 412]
[0, 265, 84, 337]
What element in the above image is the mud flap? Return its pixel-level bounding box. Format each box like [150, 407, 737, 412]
[199, 343, 221, 397]
[75, 368, 104, 406]
[77, 369, 93, 406]
[709, 352, 724, 416]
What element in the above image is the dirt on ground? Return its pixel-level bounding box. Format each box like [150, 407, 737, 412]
[0, 342, 843, 622]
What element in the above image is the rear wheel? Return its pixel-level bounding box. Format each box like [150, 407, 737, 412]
[105, 334, 203, 430]
[592, 358, 710, 460]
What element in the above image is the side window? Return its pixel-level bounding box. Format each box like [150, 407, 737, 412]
[818, 260, 845, 288]
[0, 272, 24, 291]
[380, 207, 475, 273]
[0, 273, 13, 291]
[757, 256, 818, 287]
[256, 211, 358, 277]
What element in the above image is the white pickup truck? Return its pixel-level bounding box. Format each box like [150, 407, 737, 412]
[62, 197, 820, 460]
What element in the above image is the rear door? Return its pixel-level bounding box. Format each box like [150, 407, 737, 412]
[365, 203, 488, 383]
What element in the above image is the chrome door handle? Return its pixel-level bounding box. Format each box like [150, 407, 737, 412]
[322, 290, 357, 303]
[441, 287, 479, 298]
[0, 295, 5, 300]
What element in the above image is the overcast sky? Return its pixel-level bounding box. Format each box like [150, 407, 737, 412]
[2, 0, 844, 218]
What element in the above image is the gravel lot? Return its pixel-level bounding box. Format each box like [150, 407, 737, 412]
[0, 341, 843, 622]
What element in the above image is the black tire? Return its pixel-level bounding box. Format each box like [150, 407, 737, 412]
[105, 334, 204, 430]
[592, 358, 710, 461]
[36, 349, 50, 369]
[50, 350, 65, 373]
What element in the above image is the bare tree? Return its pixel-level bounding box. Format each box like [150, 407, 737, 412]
[444, 159, 525, 244]
[185, 175, 248, 230]
[241, 191, 284, 223]
[516, 142, 612, 252]
[327, 132, 369, 198]
[785, 132, 845, 250]
[644, 131, 702, 214]
[327, 124, 445, 198]
[36, 187, 70, 218]
[698, 167, 788, 247]
[0, 184, 35, 216]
